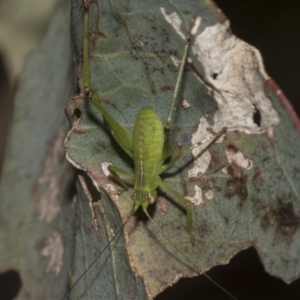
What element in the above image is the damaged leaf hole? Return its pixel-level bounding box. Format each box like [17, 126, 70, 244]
[253, 105, 261, 127]
[211, 72, 219, 80]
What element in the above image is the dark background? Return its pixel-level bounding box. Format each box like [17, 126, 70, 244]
[157, 0, 300, 299]
[0, 0, 300, 299]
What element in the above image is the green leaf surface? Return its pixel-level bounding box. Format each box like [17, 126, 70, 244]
[65, 0, 300, 299]
[0, 1, 74, 299]
[70, 176, 148, 299]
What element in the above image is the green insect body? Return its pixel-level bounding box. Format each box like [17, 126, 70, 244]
[132, 107, 165, 207]
[88, 92, 194, 239]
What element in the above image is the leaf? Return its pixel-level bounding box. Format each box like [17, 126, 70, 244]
[65, 0, 300, 299]
[0, 1, 74, 299]
[70, 175, 148, 299]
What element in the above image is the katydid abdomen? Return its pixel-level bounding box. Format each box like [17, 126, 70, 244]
[133, 107, 165, 209]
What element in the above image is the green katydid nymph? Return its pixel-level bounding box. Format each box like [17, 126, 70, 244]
[63, 1, 237, 300]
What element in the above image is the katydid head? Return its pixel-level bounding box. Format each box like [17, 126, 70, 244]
[132, 189, 157, 213]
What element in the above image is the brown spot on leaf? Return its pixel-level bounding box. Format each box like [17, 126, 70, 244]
[261, 212, 274, 233]
[224, 166, 248, 204]
[224, 180, 238, 198]
[253, 169, 266, 185]
[199, 175, 212, 182]
[227, 144, 239, 154]
[276, 201, 299, 236]
[160, 85, 174, 92]
[36, 237, 46, 251]
[156, 197, 170, 212]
